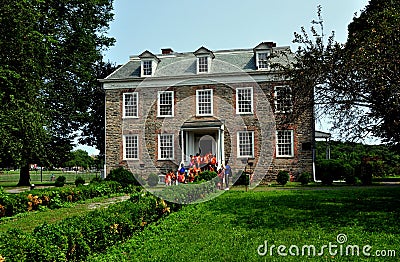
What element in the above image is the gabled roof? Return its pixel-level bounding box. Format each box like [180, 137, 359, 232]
[193, 46, 215, 59]
[253, 42, 276, 52]
[138, 50, 160, 62]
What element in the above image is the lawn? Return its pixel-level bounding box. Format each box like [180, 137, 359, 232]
[88, 186, 400, 261]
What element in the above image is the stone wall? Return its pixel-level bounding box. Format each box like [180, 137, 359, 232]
[105, 79, 313, 183]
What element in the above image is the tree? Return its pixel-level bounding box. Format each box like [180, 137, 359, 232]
[64, 149, 94, 171]
[283, 2, 400, 149]
[0, 0, 115, 185]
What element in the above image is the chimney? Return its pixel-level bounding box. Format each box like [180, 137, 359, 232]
[161, 48, 174, 55]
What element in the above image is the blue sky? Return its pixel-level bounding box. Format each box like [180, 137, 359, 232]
[78, 0, 370, 155]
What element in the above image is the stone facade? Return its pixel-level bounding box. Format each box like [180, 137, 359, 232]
[102, 43, 313, 184]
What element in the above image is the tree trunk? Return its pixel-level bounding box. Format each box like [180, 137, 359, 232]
[17, 163, 31, 186]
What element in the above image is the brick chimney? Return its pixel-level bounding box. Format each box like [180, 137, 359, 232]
[161, 48, 174, 55]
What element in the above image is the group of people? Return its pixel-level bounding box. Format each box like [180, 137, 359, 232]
[164, 153, 232, 190]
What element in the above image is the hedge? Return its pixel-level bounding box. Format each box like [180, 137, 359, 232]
[0, 191, 180, 262]
[0, 182, 141, 219]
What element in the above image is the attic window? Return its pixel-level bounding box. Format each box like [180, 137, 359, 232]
[139, 50, 160, 77]
[256, 51, 270, 70]
[198, 56, 209, 73]
[194, 46, 214, 74]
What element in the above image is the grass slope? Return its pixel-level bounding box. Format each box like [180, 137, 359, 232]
[89, 187, 400, 261]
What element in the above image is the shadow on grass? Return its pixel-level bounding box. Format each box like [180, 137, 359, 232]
[209, 186, 400, 234]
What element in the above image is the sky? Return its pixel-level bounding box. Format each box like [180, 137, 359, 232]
[77, 0, 371, 155]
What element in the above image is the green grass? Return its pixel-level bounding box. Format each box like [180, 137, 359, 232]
[88, 186, 400, 261]
[0, 194, 127, 233]
[0, 170, 99, 186]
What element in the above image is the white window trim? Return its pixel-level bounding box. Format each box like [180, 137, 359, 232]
[236, 87, 254, 115]
[196, 55, 211, 74]
[255, 51, 270, 70]
[274, 85, 293, 113]
[141, 59, 157, 77]
[158, 134, 174, 160]
[123, 92, 139, 119]
[123, 134, 139, 160]
[196, 89, 213, 116]
[157, 91, 174, 117]
[237, 131, 255, 158]
[276, 130, 294, 158]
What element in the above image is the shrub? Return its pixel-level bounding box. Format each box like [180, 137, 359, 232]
[298, 172, 311, 185]
[105, 167, 139, 187]
[147, 173, 159, 187]
[75, 176, 86, 186]
[54, 176, 66, 187]
[276, 171, 290, 186]
[193, 171, 217, 182]
[90, 176, 103, 184]
[233, 172, 250, 186]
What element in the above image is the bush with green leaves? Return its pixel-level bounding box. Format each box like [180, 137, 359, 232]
[276, 171, 290, 186]
[233, 172, 250, 186]
[0, 190, 178, 262]
[193, 170, 217, 182]
[75, 176, 85, 187]
[54, 176, 66, 187]
[147, 173, 159, 187]
[297, 172, 311, 185]
[105, 167, 145, 187]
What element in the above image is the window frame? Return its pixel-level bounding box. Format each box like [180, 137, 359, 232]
[274, 85, 293, 113]
[157, 91, 174, 117]
[256, 51, 270, 70]
[197, 55, 210, 74]
[196, 89, 213, 116]
[123, 92, 139, 118]
[237, 131, 255, 158]
[158, 134, 174, 160]
[276, 130, 294, 158]
[123, 134, 139, 160]
[236, 87, 254, 114]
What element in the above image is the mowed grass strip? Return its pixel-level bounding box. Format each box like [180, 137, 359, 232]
[88, 186, 400, 262]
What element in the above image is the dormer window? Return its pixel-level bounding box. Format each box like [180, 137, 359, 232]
[256, 51, 270, 70]
[139, 50, 160, 77]
[194, 46, 215, 74]
[253, 42, 276, 70]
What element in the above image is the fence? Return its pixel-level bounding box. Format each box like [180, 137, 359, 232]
[0, 170, 100, 184]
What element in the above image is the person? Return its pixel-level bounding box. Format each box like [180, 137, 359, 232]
[217, 167, 224, 190]
[224, 161, 231, 190]
[177, 163, 186, 184]
[165, 171, 172, 186]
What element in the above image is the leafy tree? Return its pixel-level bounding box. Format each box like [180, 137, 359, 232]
[0, 0, 115, 185]
[283, 2, 400, 148]
[64, 149, 94, 171]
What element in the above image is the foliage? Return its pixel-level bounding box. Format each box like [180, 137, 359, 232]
[87, 187, 400, 261]
[75, 176, 86, 187]
[157, 182, 219, 204]
[64, 150, 94, 170]
[105, 167, 144, 187]
[147, 174, 159, 187]
[193, 170, 217, 182]
[54, 176, 66, 187]
[0, 190, 177, 262]
[233, 172, 250, 186]
[297, 172, 311, 185]
[0, 181, 140, 219]
[281, 2, 400, 148]
[0, 0, 115, 185]
[276, 171, 290, 186]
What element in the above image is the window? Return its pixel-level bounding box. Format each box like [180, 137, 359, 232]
[236, 87, 253, 114]
[256, 52, 270, 70]
[142, 60, 152, 76]
[158, 91, 174, 117]
[196, 89, 213, 116]
[274, 86, 292, 113]
[123, 135, 139, 160]
[197, 56, 209, 73]
[237, 131, 254, 158]
[123, 92, 138, 118]
[158, 134, 174, 160]
[276, 130, 294, 157]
